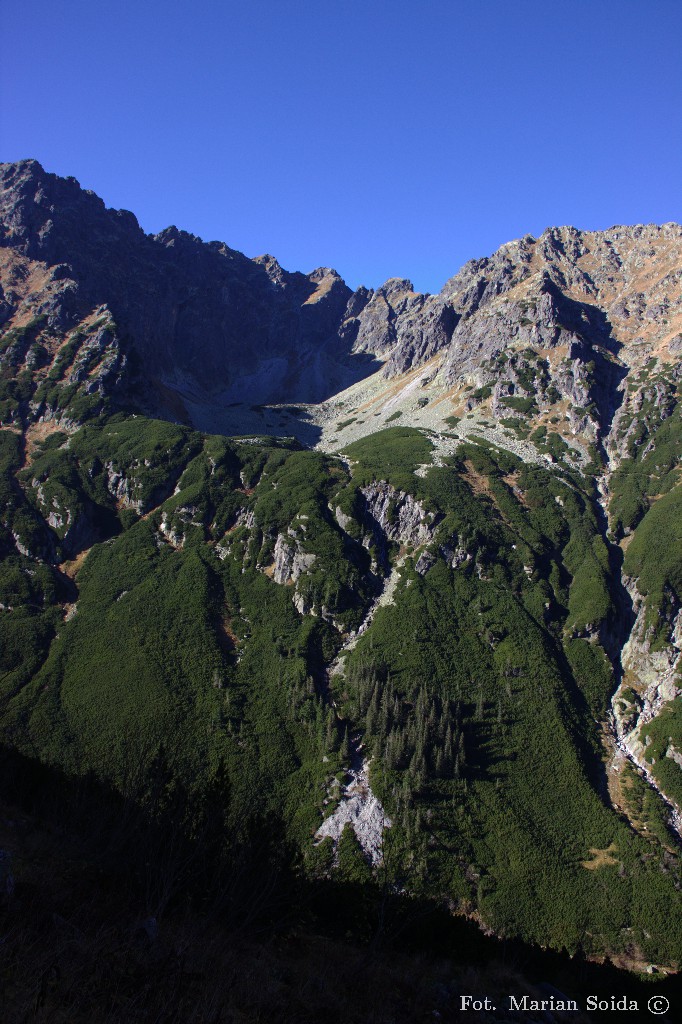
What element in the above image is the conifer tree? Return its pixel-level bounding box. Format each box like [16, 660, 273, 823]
[341, 726, 351, 764]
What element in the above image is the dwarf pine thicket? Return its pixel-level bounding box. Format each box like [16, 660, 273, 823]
[1, 414, 681, 963]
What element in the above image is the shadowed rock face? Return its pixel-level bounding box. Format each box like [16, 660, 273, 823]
[0, 160, 380, 412]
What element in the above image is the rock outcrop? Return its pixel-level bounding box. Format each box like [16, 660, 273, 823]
[351, 278, 457, 373]
[614, 579, 682, 761]
[359, 482, 438, 550]
[611, 577, 682, 831]
[0, 159, 379, 420]
[272, 531, 317, 586]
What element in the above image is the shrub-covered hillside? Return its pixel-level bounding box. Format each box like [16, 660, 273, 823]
[1, 415, 680, 967]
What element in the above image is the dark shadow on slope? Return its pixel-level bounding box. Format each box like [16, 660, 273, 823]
[544, 289, 638, 813]
[187, 400, 326, 447]
[2, 744, 681, 1024]
[167, 346, 384, 445]
[549, 285, 628, 444]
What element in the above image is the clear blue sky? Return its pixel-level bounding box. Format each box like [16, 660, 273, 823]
[2, 1, 681, 293]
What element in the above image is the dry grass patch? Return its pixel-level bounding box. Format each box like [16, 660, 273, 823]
[24, 420, 73, 465]
[60, 547, 91, 580]
[303, 275, 336, 304]
[501, 471, 529, 507]
[431, 383, 468, 408]
[461, 459, 494, 499]
[581, 843, 619, 870]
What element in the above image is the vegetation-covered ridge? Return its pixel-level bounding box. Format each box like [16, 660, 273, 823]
[0, 409, 680, 969]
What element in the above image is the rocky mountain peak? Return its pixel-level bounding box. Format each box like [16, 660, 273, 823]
[1, 160, 680, 455]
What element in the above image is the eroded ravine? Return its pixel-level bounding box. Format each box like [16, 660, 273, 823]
[595, 459, 682, 840]
[608, 573, 682, 839]
[313, 559, 402, 864]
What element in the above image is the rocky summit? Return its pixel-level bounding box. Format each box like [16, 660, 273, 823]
[1, 160, 682, 1007]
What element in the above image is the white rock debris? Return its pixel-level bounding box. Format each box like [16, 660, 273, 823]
[315, 553, 400, 864]
[329, 557, 405, 678]
[314, 759, 391, 866]
[610, 578, 682, 836]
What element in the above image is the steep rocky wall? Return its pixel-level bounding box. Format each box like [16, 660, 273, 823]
[4, 161, 681, 432]
[614, 578, 681, 760]
[359, 481, 438, 550]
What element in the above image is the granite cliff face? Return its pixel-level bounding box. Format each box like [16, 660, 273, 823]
[3, 160, 681, 451]
[0, 159, 379, 419]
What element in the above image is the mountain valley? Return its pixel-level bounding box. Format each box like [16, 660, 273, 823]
[1, 160, 681, 1017]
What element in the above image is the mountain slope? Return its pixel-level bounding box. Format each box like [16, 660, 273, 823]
[1, 160, 681, 971]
